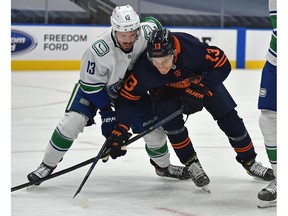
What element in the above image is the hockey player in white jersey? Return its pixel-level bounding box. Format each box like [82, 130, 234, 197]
[27, 5, 190, 184]
[257, 0, 277, 208]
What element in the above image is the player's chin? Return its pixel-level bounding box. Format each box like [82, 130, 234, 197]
[159, 69, 170, 75]
[122, 44, 133, 51]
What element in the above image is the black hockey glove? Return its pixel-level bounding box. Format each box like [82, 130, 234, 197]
[182, 83, 212, 115]
[104, 124, 132, 161]
[99, 110, 116, 139]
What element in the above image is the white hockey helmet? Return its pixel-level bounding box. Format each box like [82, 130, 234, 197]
[110, 5, 140, 32]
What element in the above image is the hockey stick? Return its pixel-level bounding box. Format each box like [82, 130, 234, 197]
[72, 107, 183, 205]
[11, 157, 96, 192]
[11, 107, 183, 193]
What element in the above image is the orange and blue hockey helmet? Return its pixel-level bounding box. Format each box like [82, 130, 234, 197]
[147, 28, 175, 58]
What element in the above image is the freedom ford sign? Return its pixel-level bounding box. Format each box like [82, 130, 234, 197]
[11, 29, 37, 56]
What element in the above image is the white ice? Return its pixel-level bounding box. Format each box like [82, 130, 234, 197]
[11, 70, 277, 216]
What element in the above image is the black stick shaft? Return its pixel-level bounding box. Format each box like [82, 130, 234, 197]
[11, 108, 182, 193]
[11, 157, 95, 192]
[72, 142, 108, 198]
[72, 108, 182, 198]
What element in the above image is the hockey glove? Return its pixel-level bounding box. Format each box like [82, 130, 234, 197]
[105, 124, 132, 161]
[182, 83, 212, 115]
[99, 110, 117, 139]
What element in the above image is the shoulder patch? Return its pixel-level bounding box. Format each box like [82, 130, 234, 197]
[92, 39, 110, 57]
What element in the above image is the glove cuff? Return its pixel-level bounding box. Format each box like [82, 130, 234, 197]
[117, 124, 129, 132]
[187, 83, 213, 97]
[198, 83, 213, 96]
[112, 124, 129, 137]
[110, 124, 131, 143]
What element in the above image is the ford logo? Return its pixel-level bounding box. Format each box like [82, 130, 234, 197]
[11, 29, 37, 56]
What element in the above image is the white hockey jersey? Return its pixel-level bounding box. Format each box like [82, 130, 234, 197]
[79, 22, 158, 100]
[265, 0, 277, 66]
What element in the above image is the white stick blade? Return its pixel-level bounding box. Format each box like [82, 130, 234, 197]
[72, 194, 88, 208]
[202, 185, 211, 193]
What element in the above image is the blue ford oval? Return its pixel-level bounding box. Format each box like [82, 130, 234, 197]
[11, 29, 37, 56]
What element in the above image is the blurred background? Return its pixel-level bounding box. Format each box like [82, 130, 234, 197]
[11, 0, 270, 28]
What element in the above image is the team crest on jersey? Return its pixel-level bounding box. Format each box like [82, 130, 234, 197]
[167, 76, 202, 89]
[92, 39, 110, 57]
[107, 79, 124, 99]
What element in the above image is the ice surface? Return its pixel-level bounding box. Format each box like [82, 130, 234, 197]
[11, 70, 277, 216]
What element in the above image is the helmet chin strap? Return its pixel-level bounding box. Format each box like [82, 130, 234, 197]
[111, 30, 121, 48]
[171, 50, 177, 66]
